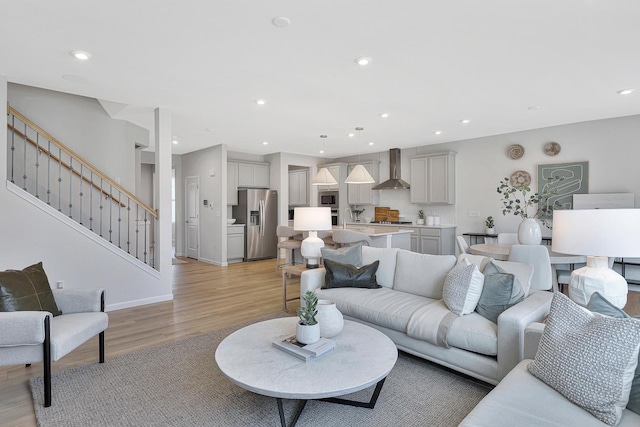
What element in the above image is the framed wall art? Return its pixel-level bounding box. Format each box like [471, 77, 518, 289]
[537, 161, 589, 216]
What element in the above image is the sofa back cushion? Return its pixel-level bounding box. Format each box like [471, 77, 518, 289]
[393, 250, 457, 299]
[321, 243, 362, 267]
[361, 246, 399, 288]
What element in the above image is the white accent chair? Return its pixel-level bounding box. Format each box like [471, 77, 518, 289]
[0, 289, 108, 407]
[331, 229, 373, 248]
[497, 233, 520, 244]
[456, 235, 470, 254]
[508, 245, 553, 292]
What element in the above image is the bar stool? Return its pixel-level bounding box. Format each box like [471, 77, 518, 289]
[276, 225, 303, 274]
[331, 229, 373, 248]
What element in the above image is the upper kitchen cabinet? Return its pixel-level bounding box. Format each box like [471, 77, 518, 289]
[315, 163, 345, 192]
[288, 169, 309, 206]
[410, 152, 456, 204]
[227, 162, 239, 205]
[237, 161, 270, 188]
[347, 161, 380, 205]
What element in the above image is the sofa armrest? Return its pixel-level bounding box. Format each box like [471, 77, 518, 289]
[523, 322, 545, 360]
[0, 311, 49, 346]
[300, 269, 326, 301]
[496, 291, 553, 380]
[52, 289, 105, 314]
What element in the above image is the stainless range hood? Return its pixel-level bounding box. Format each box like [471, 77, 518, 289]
[372, 148, 410, 190]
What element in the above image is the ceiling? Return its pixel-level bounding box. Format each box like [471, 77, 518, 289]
[1, 1, 639, 158]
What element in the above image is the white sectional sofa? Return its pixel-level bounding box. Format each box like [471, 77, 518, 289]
[301, 246, 553, 385]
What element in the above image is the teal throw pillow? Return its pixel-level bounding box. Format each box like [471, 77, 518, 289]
[587, 292, 640, 415]
[475, 261, 524, 323]
[323, 259, 380, 289]
[321, 243, 362, 267]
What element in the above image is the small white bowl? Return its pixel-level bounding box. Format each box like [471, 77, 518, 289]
[227, 218, 236, 224]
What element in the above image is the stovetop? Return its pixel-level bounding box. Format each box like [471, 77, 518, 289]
[370, 221, 413, 224]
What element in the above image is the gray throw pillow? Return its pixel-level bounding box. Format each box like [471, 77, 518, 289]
[528, 292, 640, 425]
[587, 292, 640, 416]
[323, 259, 380, 289]
[0, 262, 62, 316]
[475, 261, 524, 323]
[321, 243, 362, 267]
[442, 260, 484, 316]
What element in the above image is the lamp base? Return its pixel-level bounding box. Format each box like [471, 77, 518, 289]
[300, 231, 325, 270]
[305, 263, 320, 269]
[568, 256, 628, 308]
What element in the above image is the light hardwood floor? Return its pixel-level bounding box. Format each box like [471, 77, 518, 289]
[1, 258, 639, 426]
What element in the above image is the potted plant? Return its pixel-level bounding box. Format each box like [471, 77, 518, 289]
[417, 210, 425, 225]
[296, 291, 320, 344]
[497, 176, 563, 244]
[485, 216, 495, 234]
[352, 206, 365, 223]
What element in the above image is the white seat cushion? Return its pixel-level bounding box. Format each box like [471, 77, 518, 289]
[50, 312, 108, 361]
[447, 312, 498, 356]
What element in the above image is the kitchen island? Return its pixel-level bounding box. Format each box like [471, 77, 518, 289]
[337, 226, 413, 250]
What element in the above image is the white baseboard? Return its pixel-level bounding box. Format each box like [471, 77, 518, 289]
[199, 257, 225, 267]
[106, 294, 173, 312]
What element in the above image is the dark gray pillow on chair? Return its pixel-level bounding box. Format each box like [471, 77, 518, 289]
[0, 262, 62, 316]
[475, 261, 524, 323]
[323, 259, 380, 289]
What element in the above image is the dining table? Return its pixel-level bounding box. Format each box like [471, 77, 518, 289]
[469, 243, 587, 292]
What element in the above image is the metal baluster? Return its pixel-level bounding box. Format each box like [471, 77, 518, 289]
[23, 122, 27, 190]
[126, 197, 131, 254]
[79, 164, 83, 225]
[68, 158, 73, 218]
[89, 171, 94, 231]
[151, 216, 155, 268]
[108, 184, 113, 243]
[10, 113, 15, 183]
[144, 210, 148, 263]
[99, 178, 104, 237]
[34, 133, 41, 198]
[135, 205, 140, 260]
[58, 147, 62, 212]
[117, 189, 122, 248]
[46, 140, 51, 205]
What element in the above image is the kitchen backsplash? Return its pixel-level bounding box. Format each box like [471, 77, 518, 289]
[351, 189, 457, 224]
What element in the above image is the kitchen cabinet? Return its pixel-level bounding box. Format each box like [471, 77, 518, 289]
[237, 161, 270, 188]
[288, 169, 309, 206]
[347, 161, 380, 205]
[410, 152, 456, 204]
[417, 227, 456, 255]
[227, 225, 245, 263]
[227, 162, 239, 205]
[315, 163, 344, 191]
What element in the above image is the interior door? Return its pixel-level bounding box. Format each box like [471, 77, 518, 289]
[185, 176, 199, 259]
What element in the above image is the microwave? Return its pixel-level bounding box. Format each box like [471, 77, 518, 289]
[319, 191, 338, 208]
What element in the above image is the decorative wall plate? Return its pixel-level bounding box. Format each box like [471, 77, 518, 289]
[507, 144, 524, 159]
[544, 142, 561, 156]
[510, 170, 531, 188]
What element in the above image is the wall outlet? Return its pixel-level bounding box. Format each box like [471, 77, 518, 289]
[468, 210, 480, 217]
[55, 280, 64, 289]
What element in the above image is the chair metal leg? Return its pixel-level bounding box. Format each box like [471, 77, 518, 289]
[25, 363, 31, 367]
[99, 331, 105, 363]
[43, 316, 51, 407]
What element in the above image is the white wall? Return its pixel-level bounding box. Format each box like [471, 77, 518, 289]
[1, 78, 171, 311]
[8, 84, 144, 192]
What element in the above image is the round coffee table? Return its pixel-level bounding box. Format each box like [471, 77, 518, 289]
[215, 317, 398, 427]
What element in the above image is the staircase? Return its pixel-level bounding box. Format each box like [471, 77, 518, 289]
[6, 106, 158, 269]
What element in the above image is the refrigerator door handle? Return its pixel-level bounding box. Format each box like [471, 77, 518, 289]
[260, 199, 265, 236]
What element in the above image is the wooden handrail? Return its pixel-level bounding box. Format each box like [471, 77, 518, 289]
[7, 106, 157, 218]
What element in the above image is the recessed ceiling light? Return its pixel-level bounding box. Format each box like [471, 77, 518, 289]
[319, 149, 325, 154]
[527, 106, 541, 110]
[434, 131, 442, 135]
[172, 139, 179, 145]
[70, 50, 91, 61]
[354, 57, 372, 66]
[255, 99, 266, 105]
[368, 142, 375, 146]
[262, 141, 268, 145]
[460, 119, 471, 124]
[379, 113, 389, 118]
[617, 88, 635, 95]
[272, 16, 291, 28]
[348, 133, 355, 137]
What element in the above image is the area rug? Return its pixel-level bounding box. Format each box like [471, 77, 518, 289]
[30, 316, 491, 426]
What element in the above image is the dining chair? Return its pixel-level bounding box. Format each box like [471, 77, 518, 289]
[276, 225, 303, 274]
[456, 235, 470, 254]
[497, 233, 520, 244]
[331, 229, 373, 248]
[508, 244, 552, 292]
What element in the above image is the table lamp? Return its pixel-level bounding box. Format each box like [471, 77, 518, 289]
[552, 209, 640, 308]
[293, 207, 333, 269]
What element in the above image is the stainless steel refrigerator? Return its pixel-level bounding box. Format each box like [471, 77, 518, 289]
[233, 189, 278, 261]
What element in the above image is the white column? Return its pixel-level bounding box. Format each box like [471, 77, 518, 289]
[155, 108, 173, 295]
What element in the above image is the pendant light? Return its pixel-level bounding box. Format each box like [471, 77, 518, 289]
[311, 135, 338, 185]
[345, 127, 375, 184]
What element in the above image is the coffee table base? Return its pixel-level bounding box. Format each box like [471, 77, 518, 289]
[276, 378, 386, 427]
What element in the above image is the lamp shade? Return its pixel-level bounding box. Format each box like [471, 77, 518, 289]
[345, 164, 375, 184]
[552, 209, 640, 257]
[293, 207, 332, 231]
[311, 168, 337, 186]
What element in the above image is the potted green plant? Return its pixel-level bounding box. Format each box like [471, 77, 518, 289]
[352, 206, 365, 223]
[497, 176, 563, 244]
[417, 209, 425, 225]
[296, 291, 320, 344]
[485, 216, 495, 234]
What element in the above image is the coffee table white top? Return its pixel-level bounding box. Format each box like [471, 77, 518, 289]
[215, 317, 398, 400]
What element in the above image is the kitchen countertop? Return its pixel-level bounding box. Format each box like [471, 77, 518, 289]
[344, 222, 456, 229]
[334, 226, 414, 236]
[227, 223, 246, 227]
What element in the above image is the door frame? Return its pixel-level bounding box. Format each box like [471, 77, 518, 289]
[185, 175, 200, 259]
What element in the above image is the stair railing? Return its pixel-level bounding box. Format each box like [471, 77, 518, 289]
[6, 105, 158, 269]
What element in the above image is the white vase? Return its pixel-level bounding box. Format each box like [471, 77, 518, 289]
[518, 218, 542, 245]
[417, 219, 425, 225]
[486, 228, 495, 234]
[316, 300, 344, 338]
[296, 322, 320, 344]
